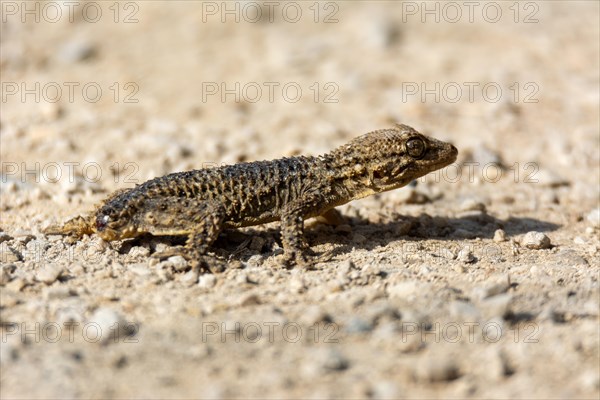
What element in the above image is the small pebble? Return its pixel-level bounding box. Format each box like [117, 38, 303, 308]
[245, 254, 264, 267]
[235, 273, 250, 285]
[289, 275, 306, 293]
[88, 308, 130, 344]
[370, 381, 401, 400]
[539, 307, 567, 323]
[457, 247, 475, 263]
[372, 321, 398, 340]
[154, 243, 170, 253]
[198, 274, 217, 289]
[586, 208, 600, 228]
[128, 246, 150, 258]
[364, 303, 401, 323]
[522, 231, 552, 249]
[440, 248, 456, 260]
[13, 230, 35, 243]
[418, 265, 432, 275]
[472, 277, 510, 300]
[0, 232, 14, 244]
[396, 330, 426, 353]
[320, 349, 349, 372]
[40, 102, 62, 121]
[580, 370, 600, 390]
[415, 357, 460, 382]
[180, 269, 199, 286]
[55, 306, 84, 323]
[0, 265, 14, 285]
[453, 264, 466, 273]
[460, 198, 487, 212]
[480, 294, 512, 319]
[129, 264, 151, 277]
[493, 229, 507, 242]
[239, 293, 261, 306]
[228, 260, 244, 269]
[43, 286, 74, 300]
[58, 38, 97, 62]
[6, 278, 25, 292]
[344, 317, 373, 334]
[36, 265, 63, 284]
[167, 256, 188, 272]
[362, 264, 383, 277]
[0, 243, 22, 263]
[155, 267, 174, 282]
[338, 259, 355, 275]
[387, 281, 421, 299]
[249, 236, 266, 252]
[449, 300, 481, 321]
[353, 234, 367, 244]
[300, 305, 331, 325]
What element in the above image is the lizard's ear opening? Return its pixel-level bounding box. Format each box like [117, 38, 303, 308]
[373, 169, 385, 180]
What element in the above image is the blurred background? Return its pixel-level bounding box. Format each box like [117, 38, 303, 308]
[2, 1, 598, 195]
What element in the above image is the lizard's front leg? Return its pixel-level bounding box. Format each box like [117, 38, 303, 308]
[153, 199, 226, 272]
[280, 192, 322, 267]
[44, 215, 95, 243]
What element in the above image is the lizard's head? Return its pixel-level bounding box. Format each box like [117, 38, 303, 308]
[331, 124, 458, 193]
[94, 191, 141, 241]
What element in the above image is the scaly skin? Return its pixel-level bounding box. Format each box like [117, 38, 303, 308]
[45, 124, 458, 269]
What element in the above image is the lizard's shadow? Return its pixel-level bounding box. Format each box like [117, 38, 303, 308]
[306, 213, 561, 257]
[221, 212, 560, 261]
[120, 212, 560, 263]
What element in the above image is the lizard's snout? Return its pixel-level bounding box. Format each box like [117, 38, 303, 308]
[448, 144, 458, 161]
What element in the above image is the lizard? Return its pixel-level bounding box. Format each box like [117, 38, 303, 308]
[44, 124, 458, 270]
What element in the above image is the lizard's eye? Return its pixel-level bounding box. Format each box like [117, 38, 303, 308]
[96, 215, 109, 231]
[406, 138, 426, 159]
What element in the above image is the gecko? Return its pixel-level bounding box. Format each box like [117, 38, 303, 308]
[45, 124, 458, 270]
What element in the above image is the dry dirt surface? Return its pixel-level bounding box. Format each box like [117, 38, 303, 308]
[1, 1, 599, 399]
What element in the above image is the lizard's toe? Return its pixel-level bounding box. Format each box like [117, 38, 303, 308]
[281, 248, 316, 269]
[152, 246, 189, 260]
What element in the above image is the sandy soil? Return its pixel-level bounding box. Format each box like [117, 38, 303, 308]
[1, 1, 599, 399]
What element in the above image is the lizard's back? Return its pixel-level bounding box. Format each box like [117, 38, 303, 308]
[102, 155, 330, 229]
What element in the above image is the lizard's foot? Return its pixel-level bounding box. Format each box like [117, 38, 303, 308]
[153, 247, 226, 274]
[281, 247, 317, 269]
[312, 250, 335, 265]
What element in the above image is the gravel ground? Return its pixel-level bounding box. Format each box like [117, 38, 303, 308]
[1, 2, 599, 399]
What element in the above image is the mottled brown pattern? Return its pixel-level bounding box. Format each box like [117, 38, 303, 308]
[45, 124, 457, 268]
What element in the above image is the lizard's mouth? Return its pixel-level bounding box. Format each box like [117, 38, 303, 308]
[426, 142, 458, 171]
[95, 214, 137, 241]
